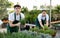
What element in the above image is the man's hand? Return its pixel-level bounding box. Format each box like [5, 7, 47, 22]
[41, 26, 44, 29]
[10, 24, 16, 27]
[44, 24, 48, 27]
[46, 21, 49, 26]
[15, 23, 20, 26]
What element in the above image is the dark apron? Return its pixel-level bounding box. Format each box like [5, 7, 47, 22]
[7, 13, 21, 33]
[36, 16, 46, 29]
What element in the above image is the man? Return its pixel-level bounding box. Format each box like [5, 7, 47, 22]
[36, 10, 49, 29]
[2, 17, 8, 28]
[8, 5, 25, 33]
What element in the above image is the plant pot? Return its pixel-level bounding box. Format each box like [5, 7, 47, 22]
[20, 24, 25, 28]
[20, 24, 25, 31]
[52, 32, 56, 38]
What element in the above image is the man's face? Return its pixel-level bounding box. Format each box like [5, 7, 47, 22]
[14, 7, 21, 13]
[42, 11, 46, 17]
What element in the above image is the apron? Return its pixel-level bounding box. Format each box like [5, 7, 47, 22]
[7, 13, 21, 33]
[36, 16, 46, 29]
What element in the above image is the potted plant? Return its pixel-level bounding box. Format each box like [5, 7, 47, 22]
[20, 19, 25, 25]
[20, 19, 26, 30]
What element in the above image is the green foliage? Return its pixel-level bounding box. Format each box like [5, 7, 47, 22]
[30, 25, 56, 37]
[0, 31, 52, 38]
[55, 5, 60, 14]
[0, 33, 4, 38]
[25, 10, 41, 24]
[43, 25, 49, 30]
[20, 19, 26, 25]
[0, 0, 13, 19]
[0, 32, 38, 38]
[21, 7, 29, 14]
[39, 25, 56, 36]
[30, 27, 39, 32]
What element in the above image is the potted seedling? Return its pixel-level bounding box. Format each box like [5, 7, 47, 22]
[20, 19, 26, 30]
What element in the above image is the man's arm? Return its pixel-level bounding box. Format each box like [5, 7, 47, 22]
[9, 21, 20, 27]
[46, 21, 49, 26]
[38, 14, 44, 28]
[39, 21, 44, 28]
[8, 13, 20, 27]
[9, 21, 17, 27]
[46, 14, 49, 26]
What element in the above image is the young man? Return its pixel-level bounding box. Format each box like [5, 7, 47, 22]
[36, 10, 49, 29]
[2, 17, 8, 28]
[8, 5, 25, 33]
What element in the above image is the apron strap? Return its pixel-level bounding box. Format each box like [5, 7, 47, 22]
[14, 13, 21, 21]
[41, 16, 46, 25]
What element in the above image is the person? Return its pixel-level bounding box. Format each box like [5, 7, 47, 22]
[36, 10, 49, 29]
[0, 20, 3, 28]
[8, 5, 25, 33]
[1, 17, 8, 28]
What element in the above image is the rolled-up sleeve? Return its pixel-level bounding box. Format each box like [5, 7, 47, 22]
[38, 14, 41, 22]
[8, 14, 14, 21]
[46, 14, 49, 21]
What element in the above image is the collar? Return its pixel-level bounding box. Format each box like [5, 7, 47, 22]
[15, 12, 21, 15]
